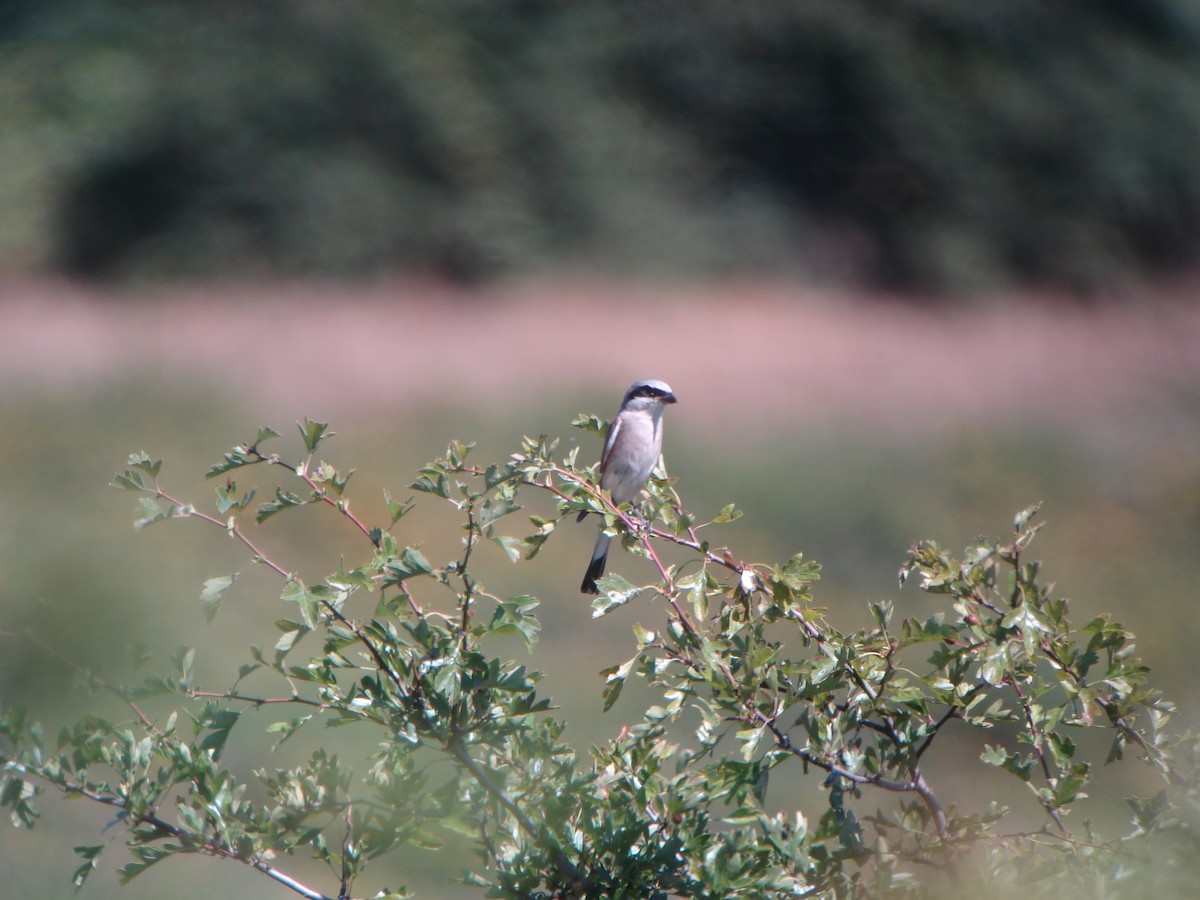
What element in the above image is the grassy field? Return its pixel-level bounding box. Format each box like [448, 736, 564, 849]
[2, 280, 1198, 897]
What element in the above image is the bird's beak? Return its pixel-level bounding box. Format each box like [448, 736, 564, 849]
[665, 392, 678, 404]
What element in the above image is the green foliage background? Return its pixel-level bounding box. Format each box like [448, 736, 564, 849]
[3, 0, 1200, 290]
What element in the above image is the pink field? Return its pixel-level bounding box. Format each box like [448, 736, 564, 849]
[2, 277, 1197, 440]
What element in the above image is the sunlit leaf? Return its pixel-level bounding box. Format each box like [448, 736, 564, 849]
[200, 574, 238, 623]
[298, 418, 333, 453]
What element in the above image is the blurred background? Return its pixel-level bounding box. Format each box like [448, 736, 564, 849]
[2, 2, 1199, 897]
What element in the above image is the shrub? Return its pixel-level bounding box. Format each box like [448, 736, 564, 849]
[3, 419, 1198, 897]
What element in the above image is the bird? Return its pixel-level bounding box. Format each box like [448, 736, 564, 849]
[579, 379, 678, 594]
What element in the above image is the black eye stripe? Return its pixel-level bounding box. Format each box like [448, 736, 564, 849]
[623, 382, 675, 403]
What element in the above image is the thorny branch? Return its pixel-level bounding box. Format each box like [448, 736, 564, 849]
[8, 765, 336, 900]
[470, 456, 964, 842]
[151, 456, 588, 893]
[1008, 677, 1070, 834]
[237, 439, 380, 548]
[753, 707, 950, 840]
[63, 432, 1184, 896]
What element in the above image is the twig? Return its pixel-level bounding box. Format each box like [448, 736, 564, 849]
[753, 708, 950, 841]
[153, 489, 412, 703]
[534, 464, 704, 641]
[186, 689, 358, 715]
[1009, 678, 1070, 835]
[914, 705, 961, 764]
[459, 503, 479, 648]
[339, 804, 353, 900]
[1040, 640, 1188, 786]
[448, 742, 587, 895]
[156, 488, 291, 579]
[241, 446, 380, 549]
[13, 766, 335, 900]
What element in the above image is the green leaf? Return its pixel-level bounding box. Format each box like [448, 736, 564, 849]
[254, 425, 281, 445]
[1050, 763, 1090, 806]
[1047, 731, 1077, 767]
[480, 494, 521, 529]
[900, 615, 956, 644]
[383, 547, 434, 582]
[487, 596, 541, 650]
[112, 456, 160, 491]
[723, 807, 762, 825]
[265, 715, 314, 748]
[1128, 791, 1169, 831]
[433, 661, 462, 703]
[214, 480, 256, 514]
[411, 470, 450, 498]
[711, 503, 743, 525]
[490, 533, 522, 563]
[200, 574, 238, 623]
[128, 673, 182, 699]
[600, 656, 638, 712]
[1000, 602, 1051, 634]
[133, 497, 174, 530]
[1014, 502, 1043, 533]
[483, 463, 514, 489]
[590, 574, 641, 617]
[312, 461, 353, 494]
[736, 727, 764, 761]
[980, 744, 1010, 767]
[2, 776, 39, 828]
[571, 413, 606, 436]
[126, 452, 162, 477]
[776, 553, 821, 590]
[118, 843, 171, 883]
[384, 490, 415, 525]
[675, 571, 709, 619]
[274, 622, 311, 659]
[521, 516, 556, 560]
[408, 829, 444, 851]
[111, 470, 150, 492]
[445, 439, 473, 466]
[281, 580, 321, 629]
[298, 418, 333, 453]
[173, 645, 196, 683]
[205, 438, 267, 477]
[71, 845, 104, 889]
[632, 623, 656, 649]
[979, 645, 1014, 686]
[256, 487, 306, 523]
[198, 709, 240, 757]
[440, 815, 478, 841]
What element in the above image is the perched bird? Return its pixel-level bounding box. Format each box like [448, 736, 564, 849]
[580, 379, 678, 594]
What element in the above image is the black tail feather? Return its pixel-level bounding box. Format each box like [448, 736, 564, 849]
[581, 551, 608, 594]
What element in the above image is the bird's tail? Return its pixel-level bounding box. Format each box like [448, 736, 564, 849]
[581, 533, 611, 594]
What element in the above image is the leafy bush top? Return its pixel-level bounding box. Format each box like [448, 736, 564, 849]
[2, 418, 1198, 898]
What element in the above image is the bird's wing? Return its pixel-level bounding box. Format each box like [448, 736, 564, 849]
[598, 414, 622, 482]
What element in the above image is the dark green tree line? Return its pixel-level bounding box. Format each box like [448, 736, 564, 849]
[2, 1, 1198, 292]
